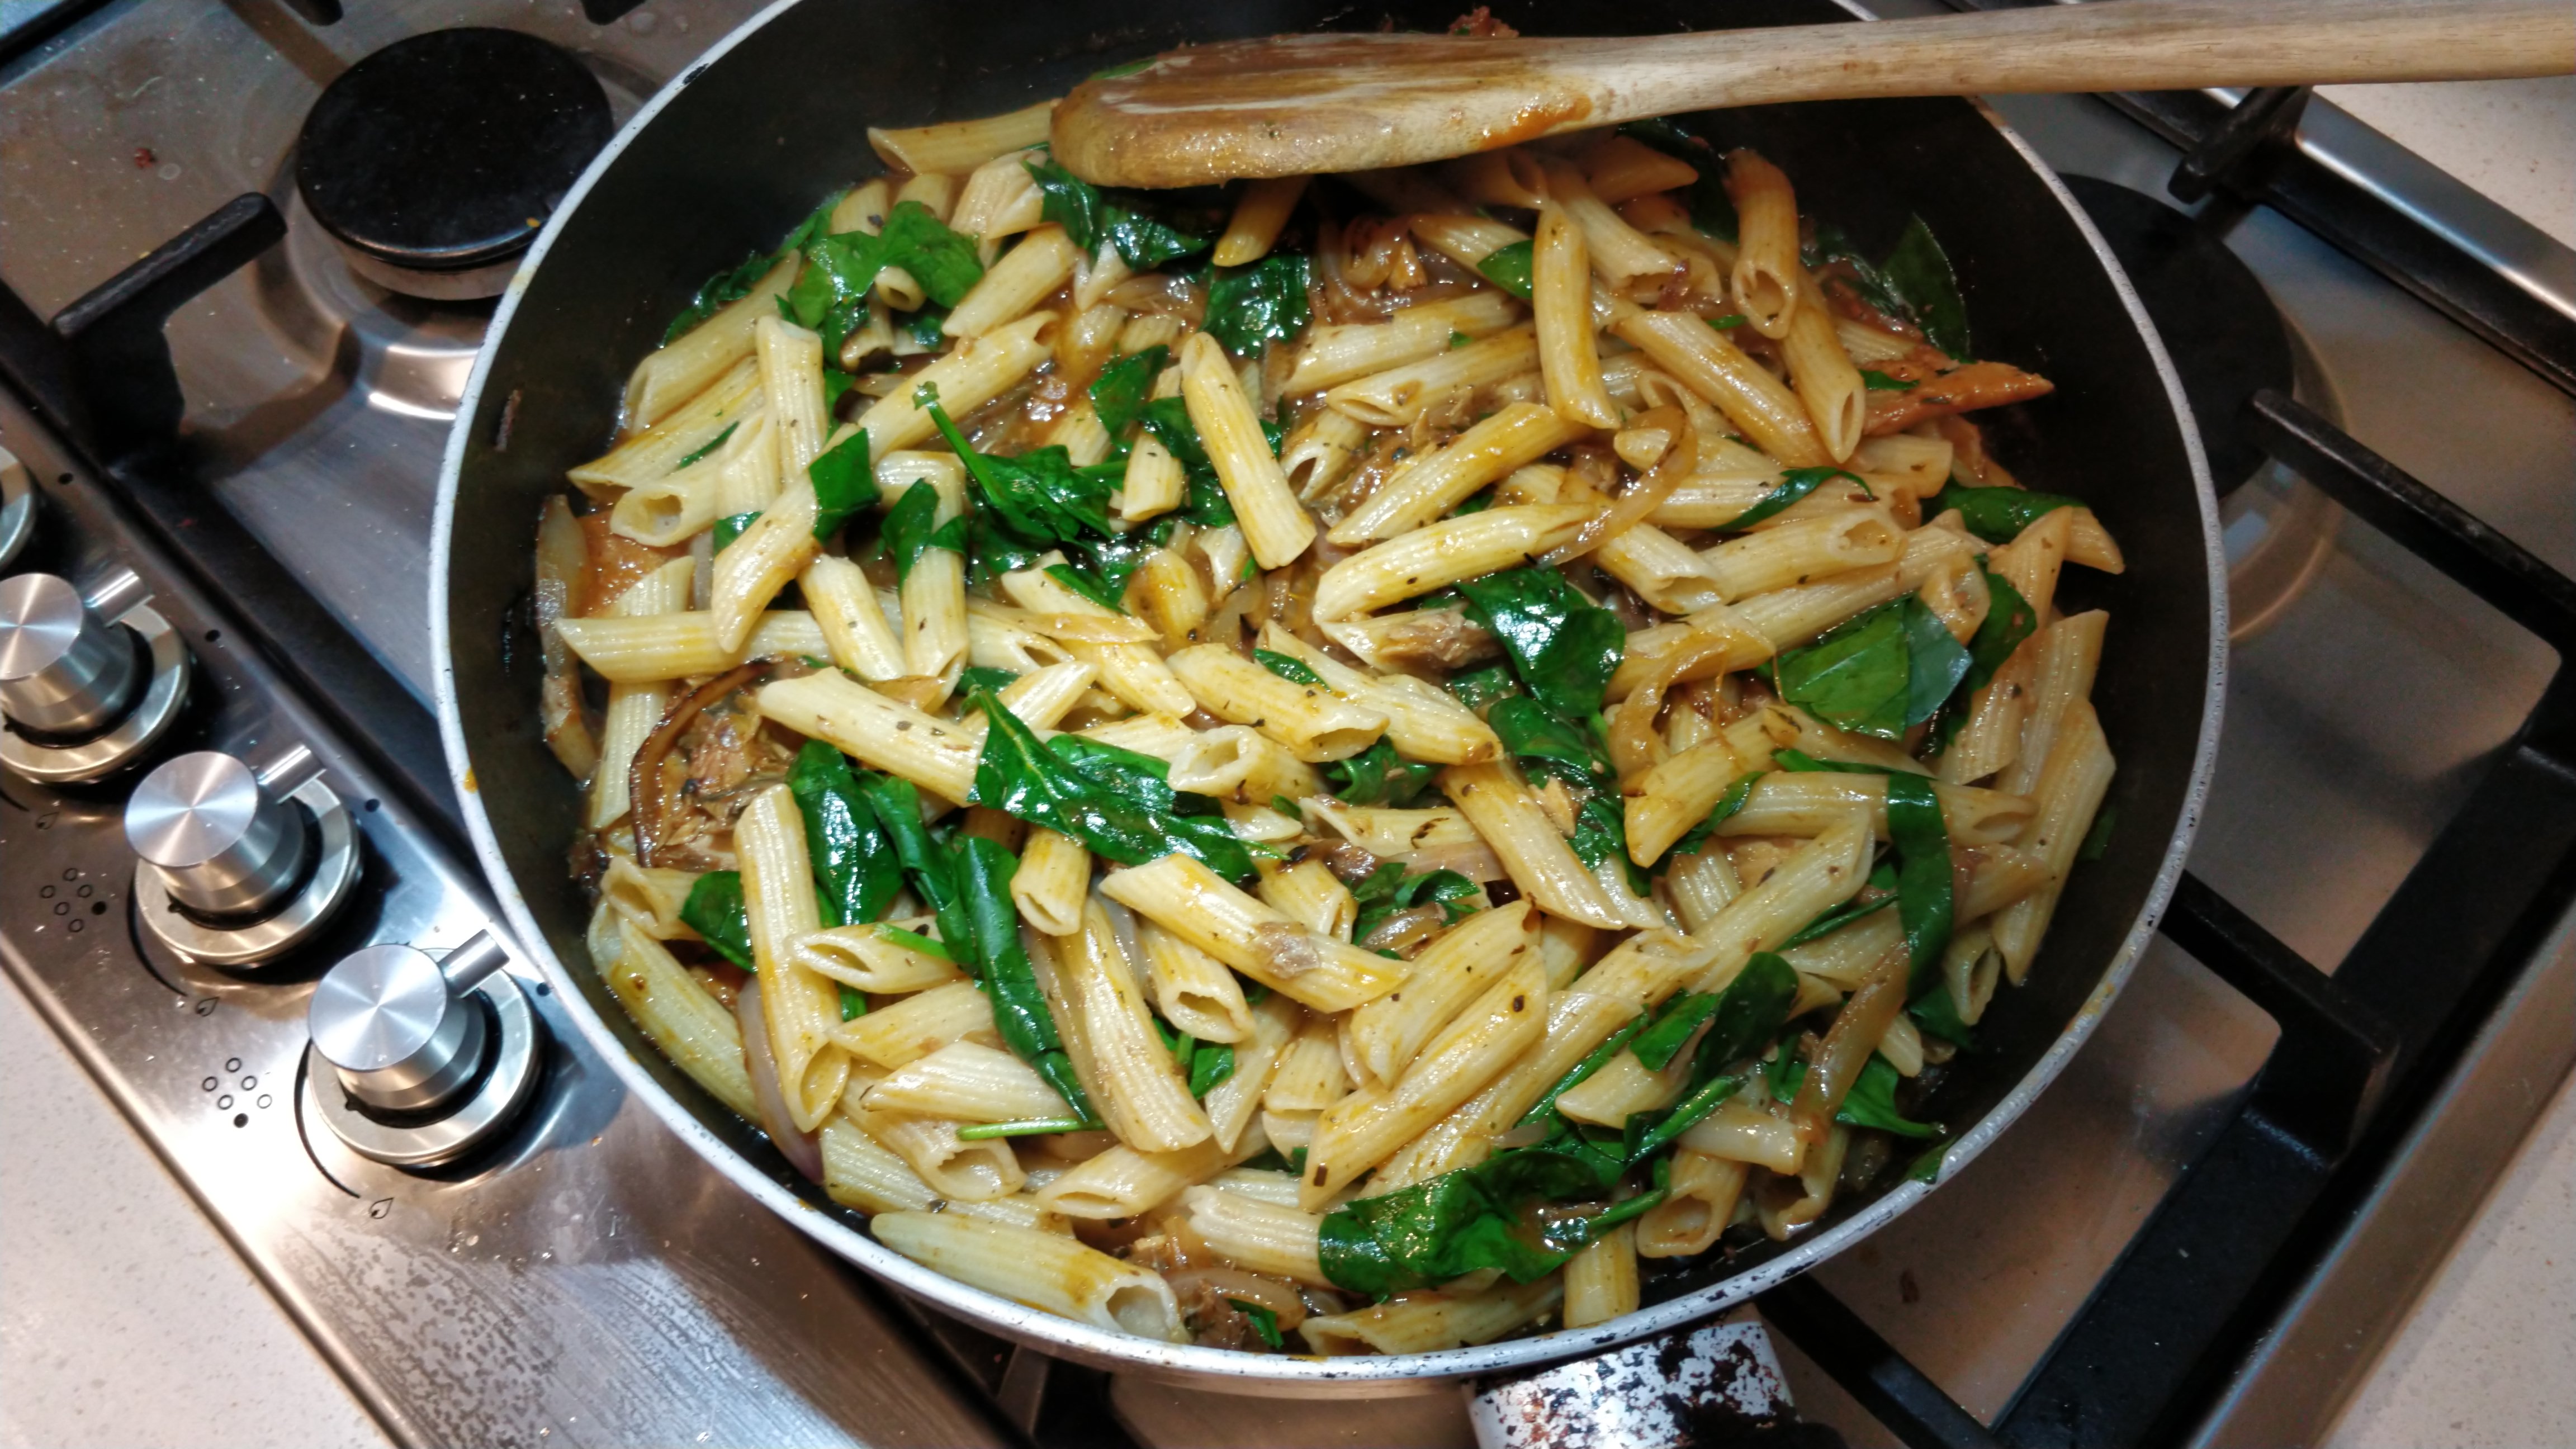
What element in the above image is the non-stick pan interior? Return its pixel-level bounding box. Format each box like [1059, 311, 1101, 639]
[444, 0, 2215, 1373]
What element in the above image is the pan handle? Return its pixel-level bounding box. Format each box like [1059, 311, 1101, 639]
[1465, 1314, 1818, 1448]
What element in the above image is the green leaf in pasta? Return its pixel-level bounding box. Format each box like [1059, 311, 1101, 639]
[677, 871, 755, 971]
[1922, 484, 2082, 544]
[1835, 1055, 1943, 1139]
[712, 510, 759, 552]
[807, 428, 877, 541]
[1225, 1299, 1284, 1349]
[1881, 215, 1972, 362]
[954, 835, 1100, 1124]
[1772, 596, 1966, 741]
[1324, 737, 1441, 809]
[1720, 466, 1871, 531]
[850, 770, 976, 972]
[1475, 240, 1535, 299]
[1886, 773, 1954, 989]
[1189, 1041, 1237, 1098]
[1616, 117, 1738, 240]
[1252, 648, 1322, 685]
[675, 421, 738, 471]
[1087, 345, 1169, 439]
[786, 740, 905, 930]
[1859, 368, 1917, 392]
[968, 690, 1255, 881]
[882, 480, 967, 584]
[1346, 861, 1481, 944]
[1455, 567, 1625, 723]
[1671, 771, 1764, 857]
[1778, 860, 1898, 950]
[1908, 978, 1976, 1048]
[1202, 253, 1312, 355]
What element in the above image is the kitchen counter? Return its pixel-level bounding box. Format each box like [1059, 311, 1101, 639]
[5, 67, 2572, 1449]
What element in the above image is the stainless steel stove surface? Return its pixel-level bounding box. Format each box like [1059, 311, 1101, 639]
[3, 3, 2571, 1448]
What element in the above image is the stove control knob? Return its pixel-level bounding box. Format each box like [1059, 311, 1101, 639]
[125, 752, 313, 921]
[0, 574, 142, 739]
[308, 934, 512, 1116]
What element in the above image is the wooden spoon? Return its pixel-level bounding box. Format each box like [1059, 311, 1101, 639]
[1052, 0, 2575, 188]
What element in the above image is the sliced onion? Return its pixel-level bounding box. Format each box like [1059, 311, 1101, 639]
[1791, 941, 1907, 1148]
[1358, 903, 1447, 955]
[1164, 1268, 1307, 1328]
[1541, 406, 1695, 567]
[733, 976, 825, 1183]
[1394, 840, 1507, 883]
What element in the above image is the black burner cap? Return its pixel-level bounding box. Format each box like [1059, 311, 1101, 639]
[2063, 176, 2295, 495]
[296, 28, 611, 273]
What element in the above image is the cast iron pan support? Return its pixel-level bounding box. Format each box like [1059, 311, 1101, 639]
[0, 195, 462, 840]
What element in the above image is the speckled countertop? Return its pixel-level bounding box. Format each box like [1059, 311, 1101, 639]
[4, 72, 2571, 1449]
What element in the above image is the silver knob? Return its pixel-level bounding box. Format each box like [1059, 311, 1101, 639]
[0, 574, 141, 738]
[308, 934, 511, 1115]
[125, 752, 314, 920]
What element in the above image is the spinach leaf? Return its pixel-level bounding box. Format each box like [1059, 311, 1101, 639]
[807, 428, 877, 541]
[676, 421, 738, 470]
[2077, 804, 2119, 862]
[1772, 748, 1891, 775]
[1616, 117, 1738, 240]
[1961, 567, 2036, 695]
[1475, 240, 1535, 299]
[1446, 664, 1522, 713]
[1778, 860, 1898, 949]
[1021, 155, 1222, 269]
[1137, 397, 1238, 527]
[1488, 696, 1611, 789]
[969, 691, 1255, 880]
[851, 771, 975, 972]
[1805, 221, 1914, 329]
[1546, 1158, 1673, 1252]
[712, 510, 759, 552]
[1901, 595, 1974, 727]
[957, 665, 1020, 695]
[1456, 567, 1625, 723]
[1025, 155, 1108, 254]
[1109, 206, 1219, 272]
[1923, 485, 2081, 544]
[1773, 596, 1966, 741]
[788, 201, 984, 351]
[1881, 216, 1972, 361]
[955, 835, 1100, 1123]
[1721, 466, 1870, 531]
[876, 923, 955, 962]
[1836, 1055, 1942, 1139]
[1620, 950, 1801, 1163]
[1671, 770, 1763, 856]
[840, 984, 867, 1021]
[1886, 773, 1954, 991]
[1253, 648, 1321, 685]
[1909, 978, 1975, 1048]
[1189, 1041, 1237, 1097]
[957, 1116, 1092, 1140]
[1044, 562, 1127, 612]
[667, 251, 778, 345]
[787, 741, 904, 929]
[1225, 1298, 1285, 1348]
[1204, 253, 1311, 354]
[1088, 345, 1169, 439]
[1860, 369, 1916, 392]
[1347, 861, 1481, 944]
[1517, 1010, 1652, 1127]
[903, 305, 950, 349]
[883, 480, 967, 584]
[1325, 737, 1441, 808]
[1317, 1168, 1570, 1297]
[1630, 991, 1719, 1072]
[678, 871, 755, 970]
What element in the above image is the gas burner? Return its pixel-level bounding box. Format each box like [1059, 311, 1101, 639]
[293, 28, 611, 301]
[2067, 176, 2345, 639]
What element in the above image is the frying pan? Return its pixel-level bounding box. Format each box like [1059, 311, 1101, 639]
[434, 0, 2226, 1394]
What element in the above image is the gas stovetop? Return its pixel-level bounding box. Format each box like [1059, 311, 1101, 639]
[2, 2, 2570, 1448]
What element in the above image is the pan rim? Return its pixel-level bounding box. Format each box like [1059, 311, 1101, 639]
[432, 0, 2230, 1390]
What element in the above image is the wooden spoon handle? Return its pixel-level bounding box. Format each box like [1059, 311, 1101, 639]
[1054, 0, 2576, 187]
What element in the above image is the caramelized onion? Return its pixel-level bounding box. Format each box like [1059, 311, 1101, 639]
[1358, 903, 1447, 955]
[534, 496, 599, 779]
[1607, 631, 1740, 784]
[1165, 1268, 1308, 1328]
[734, 976, 824, 1183]
[1790, 941, 1909, 1147]
[1541, 405, 1694, 568]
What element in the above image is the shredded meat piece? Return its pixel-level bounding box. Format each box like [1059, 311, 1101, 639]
[1314, 841, 1385, 885]
[1448, 6, 1519, 36]
[1864, 361, 2056, 435]
[1252, 921, 1322, 979]
[1372, 608, 1499, 671]
[1815, 264, 1927, 340]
